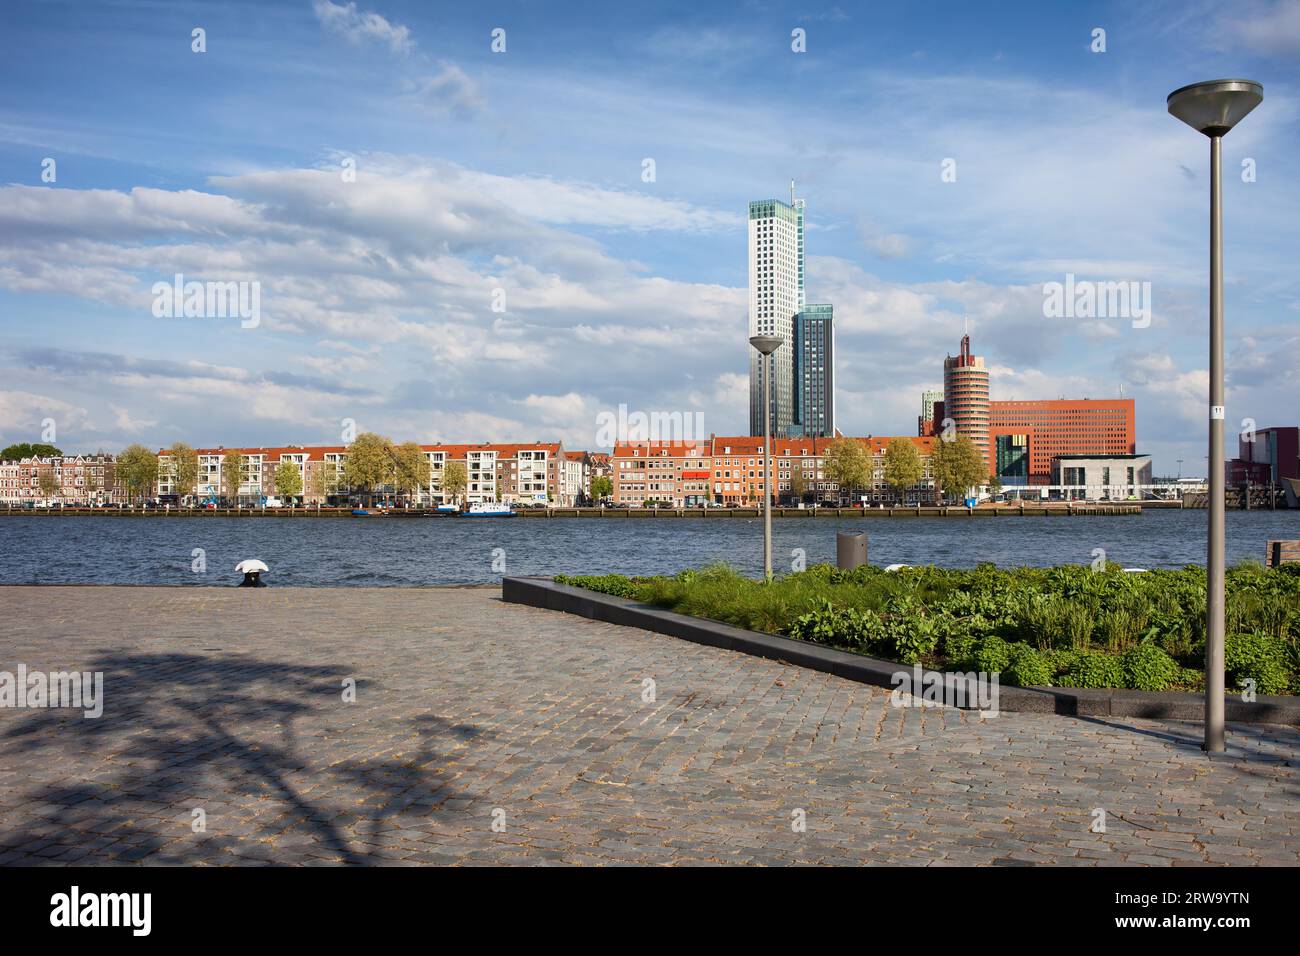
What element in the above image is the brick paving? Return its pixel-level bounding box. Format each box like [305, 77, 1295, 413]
[0, 586, 1296, 866]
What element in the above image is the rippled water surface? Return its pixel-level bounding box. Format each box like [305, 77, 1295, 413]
[1, 510, 1297, 586]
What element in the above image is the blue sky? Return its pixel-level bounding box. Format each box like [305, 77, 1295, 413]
[1, 0, 1297, 473]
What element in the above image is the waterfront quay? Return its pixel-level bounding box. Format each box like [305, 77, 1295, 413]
[4, 503, 1148, 518]
[1, 586, 1295, 866]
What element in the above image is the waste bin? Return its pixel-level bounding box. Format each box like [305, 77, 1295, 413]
[837, 531, 867, 570]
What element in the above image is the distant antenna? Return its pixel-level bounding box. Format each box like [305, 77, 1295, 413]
[790, 179, 795, 205]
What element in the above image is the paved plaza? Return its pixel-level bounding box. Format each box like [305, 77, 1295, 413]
[0, 586, 1296, 866]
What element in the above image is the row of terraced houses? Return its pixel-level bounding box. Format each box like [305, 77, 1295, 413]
[154, 443, 603, 506]
[153, 435, 939, 507]
[0, 446, 612, 507]
[612, 435, 939, 506]
[0, 435, 944, 507]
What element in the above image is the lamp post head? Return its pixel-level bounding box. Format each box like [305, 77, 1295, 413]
[749, 334, 784, 356]
[1168, 79, 1263, 137]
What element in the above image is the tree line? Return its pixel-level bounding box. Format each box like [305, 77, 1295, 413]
[70, 434, 472, 506]
[805, 435, 992, 505]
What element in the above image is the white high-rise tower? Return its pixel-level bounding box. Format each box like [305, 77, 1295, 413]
[748, 189, 804, 438]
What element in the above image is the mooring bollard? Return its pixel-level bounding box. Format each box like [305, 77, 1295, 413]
[837, 530, 867, 570]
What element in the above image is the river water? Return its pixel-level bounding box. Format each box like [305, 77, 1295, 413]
[1, 511, 1297, 586]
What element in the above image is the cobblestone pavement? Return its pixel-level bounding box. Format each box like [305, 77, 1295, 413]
[0, 587, 1296, 866]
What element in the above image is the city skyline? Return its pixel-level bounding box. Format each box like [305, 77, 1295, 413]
[1, 1, 1298, 474]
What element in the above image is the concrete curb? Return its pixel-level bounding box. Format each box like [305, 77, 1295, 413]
[502, 576, 1300, 725]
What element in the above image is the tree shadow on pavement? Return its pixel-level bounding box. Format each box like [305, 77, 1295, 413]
[0, 651, 487, 865]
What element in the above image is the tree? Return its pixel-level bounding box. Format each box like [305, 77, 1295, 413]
[37, 468, 59, 503]
[393, 442, 431, 506]
[822, 437, 871, 505]
[883, 438, 924, 502]
[327, 458, 345, 497]
[2, 442, 61, 461]
[117, 444, 159, 504]
[788, 467, 808, 503]
[222, 451, 245, 505]
[343, 432, 396, 504]
[931, 435, 986, 502]
[166, 442, 199, 501]
[589, 474, 612, 503]
[441, 460, 468, 505]
[311, 458, 341, 505]
[987, 473, 1003, 496]
[273, 460, 303, 502]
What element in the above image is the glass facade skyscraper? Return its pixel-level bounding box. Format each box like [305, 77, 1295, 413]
[793, 304, 834, 437]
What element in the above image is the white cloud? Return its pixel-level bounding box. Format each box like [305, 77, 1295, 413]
[0, 159, 751, 450]
[312, 0, 413, 55]
[0, 391, 93, 442]
[858, 219, 914, 259]
[406, 64, 483, 116]
[1222, 0, 1300, 55]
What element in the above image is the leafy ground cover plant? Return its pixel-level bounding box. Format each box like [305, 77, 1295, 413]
[553, 561, 1300, 694]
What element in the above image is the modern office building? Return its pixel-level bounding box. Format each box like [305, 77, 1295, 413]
[995, 433, 1030, 484]
[793, 303, 835, 437]
[748, 196, 802, 438]
[990, 399, 1136, 484]
[749, 186, 833, 440]
[918, 389, 943, 437]
[1051, 454, 1152, 500]
[1226, 425, 1299, 486]
[942, 332, 991, 467]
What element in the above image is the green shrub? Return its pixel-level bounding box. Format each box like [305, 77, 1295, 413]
[1224, 632, 1292, 696]
[967, 635, 1013, 674]
[1122, 642, 1180, 691]
[886, 614, 940, 664]
[1060, 601, 1097, 650]
[1256, 592, 1298, 640]
[1098, 606, 1147, 654]
[938, 616, 988, 664]
[1011, 592, 1058, 649]
[1004, 644, 1054, 687]
[554, 573, 641, 598]
[553, 561, 1300, 695]
[1057, 651, 1125, 689]
[875, 596, 939, 663]
[787, 600, 885, 651]
[1043, 648, 1082, 678]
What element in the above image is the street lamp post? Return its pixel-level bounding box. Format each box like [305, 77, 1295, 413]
[749, 334, 784, 582]
[1168, 79, 1263, 753]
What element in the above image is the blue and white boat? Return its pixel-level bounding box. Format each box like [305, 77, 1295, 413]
[458, 502, 515, 517]
[435, 503, 459, 513]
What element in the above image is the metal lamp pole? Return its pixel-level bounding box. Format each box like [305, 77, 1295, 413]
[1168, 79, 1262, 753]
[750, 334, 784, 582]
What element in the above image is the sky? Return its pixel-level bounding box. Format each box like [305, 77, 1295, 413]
[1, 0, 1297, 474]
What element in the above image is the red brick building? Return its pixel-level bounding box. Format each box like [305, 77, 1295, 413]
[1227, 425, 1299, 487]
[0, 455, 117, 505]
[989, 399, 1136, 484]
[611, 435, 938, 506]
